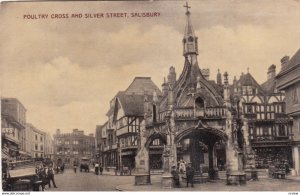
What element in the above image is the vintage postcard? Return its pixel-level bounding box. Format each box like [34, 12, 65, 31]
[1, 0, 300, 192]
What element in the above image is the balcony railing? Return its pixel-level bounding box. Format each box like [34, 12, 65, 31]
[158, 106, 226, 122]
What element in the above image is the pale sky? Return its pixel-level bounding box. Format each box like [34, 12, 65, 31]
[1, 0, 300, 136]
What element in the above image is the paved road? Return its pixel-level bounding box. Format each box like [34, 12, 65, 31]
[46, 169, 134, 191]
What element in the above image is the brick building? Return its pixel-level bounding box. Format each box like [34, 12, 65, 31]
[53, 129, 95, 167]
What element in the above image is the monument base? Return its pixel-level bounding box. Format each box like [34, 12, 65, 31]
[161, 174, 173, 189]
[245, 168, 258, 181]
[135, 173, 151, 185]
[226, 171, 246, 185]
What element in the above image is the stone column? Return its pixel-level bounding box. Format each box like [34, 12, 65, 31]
[225, 113, 246, 185]
[134, 120, 151, 185]
[242, 118, 257, 180]
[161, 110, 177, 189]
[293, 146, 300, 176]
[208, 144, 218, 180]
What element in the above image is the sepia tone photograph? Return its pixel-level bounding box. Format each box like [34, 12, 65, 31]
[1, 0, 300, 192]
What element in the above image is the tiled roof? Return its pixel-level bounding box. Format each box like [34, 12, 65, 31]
[117, 93, 146, 116]
[236, 73, 264, 93]
[125, 77, 162, 96]
[261, 77, 276, 94]
[279, 48, 300, 74]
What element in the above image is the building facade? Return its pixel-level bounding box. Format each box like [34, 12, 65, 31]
[30, 124, 46, 159]
[276, 49, 300, 175]
[1, 98, 28, 160]
[44, 133, 54, 160]
[97, 5, 299, 182]
[96, 77, 162, 172]
[53, 129, 95, 167]
[232, 66, 293, 169]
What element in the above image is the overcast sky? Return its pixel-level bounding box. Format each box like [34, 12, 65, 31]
[1, 0, 300, 136]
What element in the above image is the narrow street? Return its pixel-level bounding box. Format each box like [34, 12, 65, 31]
[46, 169, 134, 191]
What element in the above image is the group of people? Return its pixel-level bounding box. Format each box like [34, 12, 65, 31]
[94, 162, 103, 175]
[35, 163, 58, 191]
[171, 160, 195, 188]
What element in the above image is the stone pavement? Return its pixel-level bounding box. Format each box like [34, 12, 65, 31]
[116, 175, 300, 191]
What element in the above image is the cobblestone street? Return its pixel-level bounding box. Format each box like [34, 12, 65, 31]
[46, 169, 133, 191]
[45, 169, 300, 191]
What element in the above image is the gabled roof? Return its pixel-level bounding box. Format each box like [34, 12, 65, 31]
[125, 77, 162, 96]
[278, 48, 300, 75]
[234, 73, 265, 95]
[261, 77, 276, 94]
[276, 49, 300, 90]
[106, 91, 124, 116]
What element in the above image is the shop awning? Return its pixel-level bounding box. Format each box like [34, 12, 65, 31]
[18, 150, 31, 157]
[2, 150, 9, 159]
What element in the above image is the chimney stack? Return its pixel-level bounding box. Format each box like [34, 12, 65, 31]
[280, 56, 290, 69]
[162, 77, 168, 96]
[267, 64, 276, 80]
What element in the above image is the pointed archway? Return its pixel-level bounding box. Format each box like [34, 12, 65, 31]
[175, 122, 228, 180]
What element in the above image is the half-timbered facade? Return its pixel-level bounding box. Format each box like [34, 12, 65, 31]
[100, 77, 162, 171]
[232, 66, 293, 168]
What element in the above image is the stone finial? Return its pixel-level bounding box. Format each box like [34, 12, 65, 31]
[223, 72, 229, 85]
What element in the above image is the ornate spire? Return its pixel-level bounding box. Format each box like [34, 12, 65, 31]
[184, 2, 194, 37]
[182, 2, 198, 58]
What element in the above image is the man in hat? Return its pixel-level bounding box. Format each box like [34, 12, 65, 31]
[186, 162, 194, 188]
[48, 163, 58, 188]
[171, 165, 180, 187]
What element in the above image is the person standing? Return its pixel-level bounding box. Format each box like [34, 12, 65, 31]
[37, 166, 48, 191]
[61, 163, 65, 174]
[99, 164, 103, 175]
[186, 162, 194, 188]
[95, 162, 99, 175]
[73, 161, 77, 174]
[171, 165, 180, 187]
[48, 164, 58, 188]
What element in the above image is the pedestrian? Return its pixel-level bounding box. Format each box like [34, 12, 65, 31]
[99, 164, 103, 175]
[37, 166, 48, 191]
[186, 162, 194, 188]
[48, 164, 58, 188]
[95, 162, 99, 175]
[61, 163, 65, 174]
[73, 162, 77, 174]
[171, 165, 180, 188]
[179, 159, 186, 174]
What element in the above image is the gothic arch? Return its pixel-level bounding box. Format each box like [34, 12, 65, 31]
[175, 126, 228, 146]
[145, 132, 167, 149]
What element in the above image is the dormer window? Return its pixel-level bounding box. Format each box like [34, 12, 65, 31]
[188, 36, 194, 42]
[247, 86, 253, 95]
